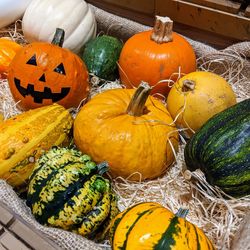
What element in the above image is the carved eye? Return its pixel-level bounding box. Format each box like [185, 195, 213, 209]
[26, 54, 37, 66]
[54, 63, 66, 75]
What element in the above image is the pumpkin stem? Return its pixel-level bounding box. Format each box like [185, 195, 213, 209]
[175, 208, 189, 218]
[182, 80, 196, 92]
[51, 28, 65, 47]
[150, 16, 173, 44]
[126, 82, 151, 116]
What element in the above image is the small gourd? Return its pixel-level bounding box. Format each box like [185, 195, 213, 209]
[167, 71, 237, 138]
[82, 35, 123, 81]
[119, 16, 196, 98]
[0, 38, 22, 77]
[27, 147, 119, 239]
[110, 202, 215, 250]
[22, 0, 96, 54]
[0, 103, 73, 189]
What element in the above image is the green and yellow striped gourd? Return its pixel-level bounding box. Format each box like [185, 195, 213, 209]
[0, 104, 73, 190]
[26, 147, 119, 239]
[110, 202, 215, 250]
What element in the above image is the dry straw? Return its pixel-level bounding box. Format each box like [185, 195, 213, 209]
[0, 11, 250, 250]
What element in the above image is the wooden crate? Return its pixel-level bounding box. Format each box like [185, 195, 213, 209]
[86, 0, 250, 49]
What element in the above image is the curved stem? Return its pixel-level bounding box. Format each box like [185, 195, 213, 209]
[51, 28, 65, 47]
[126, 82, 151, 116]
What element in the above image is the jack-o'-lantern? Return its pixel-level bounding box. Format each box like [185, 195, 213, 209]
[8, 28, 89, 110]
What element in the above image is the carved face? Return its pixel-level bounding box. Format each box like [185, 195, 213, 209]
[8, 42, 89, 110]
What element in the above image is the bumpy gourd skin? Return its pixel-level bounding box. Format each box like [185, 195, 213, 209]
[0, 104, 73, 189]
[27, 147, 118, 239]
[74, 88, 179, 181]
[82, 35, 123, 81]
[109, 202, 215, 250]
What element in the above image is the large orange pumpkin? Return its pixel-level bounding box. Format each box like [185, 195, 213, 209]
[8, 28, 89, 110]
[74, 82, 179, 181]
[0, 38, 22, 77]
[119, 16, 196, 98]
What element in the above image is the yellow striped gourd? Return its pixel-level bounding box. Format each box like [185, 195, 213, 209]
[0, 103, 73, 189]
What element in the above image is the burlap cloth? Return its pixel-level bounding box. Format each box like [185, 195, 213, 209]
[0, 4, 249, 250]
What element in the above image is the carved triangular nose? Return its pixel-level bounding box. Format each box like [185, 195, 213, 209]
[39, 73, 46, 82]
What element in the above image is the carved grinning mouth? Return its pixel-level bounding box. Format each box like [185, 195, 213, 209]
[14, 78, 70, 104]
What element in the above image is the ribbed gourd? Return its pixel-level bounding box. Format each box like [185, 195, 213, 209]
[184, 99, 250, 197]
[26, 147, 119, 239]
[110, 202, 215, 250]
[0, 104, 73, 190]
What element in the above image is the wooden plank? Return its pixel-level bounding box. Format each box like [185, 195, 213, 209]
[245, 4, 250, 17]
[86, 0, 155, 26]
[184, 0, 241, 14]
[87, 0, 155, 15]
[155, 0, 250, 41]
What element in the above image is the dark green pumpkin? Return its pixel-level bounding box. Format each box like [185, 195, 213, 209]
[82, 35, 123, 81]
[26, 147, 119, 239]
[184, 98, 250, 197]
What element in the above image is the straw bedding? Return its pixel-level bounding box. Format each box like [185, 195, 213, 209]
[0, 5, 249, 250]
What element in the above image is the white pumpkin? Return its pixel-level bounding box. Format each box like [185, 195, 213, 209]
[0, 0, 32, 28]
[22, 0, 97, 54]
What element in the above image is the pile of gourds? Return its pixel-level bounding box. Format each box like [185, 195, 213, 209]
[0, 0, 249, 249]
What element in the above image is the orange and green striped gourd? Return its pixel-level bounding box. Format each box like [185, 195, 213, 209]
[109, 202, 215, 250]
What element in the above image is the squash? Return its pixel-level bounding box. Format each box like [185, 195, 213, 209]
[109, 202, 215, 250]
[0, 103, 73, 189]
[74, 82, 179, 181]
[22, 0, 96, 54]
[27, 147, 119, 239]
[0, 0, 32, 29]
[0, 38, 22, 77]
[8, 28, 89, 110]
[119, 16, 196, 98]
[167, 71, 237, 138]
[184, 99, 250, 197]
[82, 35, 123, 81]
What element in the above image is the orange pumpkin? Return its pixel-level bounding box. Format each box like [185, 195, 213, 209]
[119, 16, 196, 98]
[8, 28, 89, 110]
[74, 82, 179, 181]
[0, 38, 22, 77]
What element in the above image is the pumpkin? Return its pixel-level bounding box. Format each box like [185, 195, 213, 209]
[167, 71, 237, 138]
[109, 202, 215, 250]
[0, 103, 73, 190]
[0, 0, 32, 29]
[0, 38, 22, 77]
[27, 147, 119, 240]
[74, 82, 179, 181]
[184, 99, 250, 197]
[82, 35, 123, 81]
[22, 0, 96, 54]
[119, 16, 196, 98]
[8, 28, 89, 110]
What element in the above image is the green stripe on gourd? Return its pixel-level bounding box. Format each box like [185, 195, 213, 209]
[184, 99, 250, 197]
